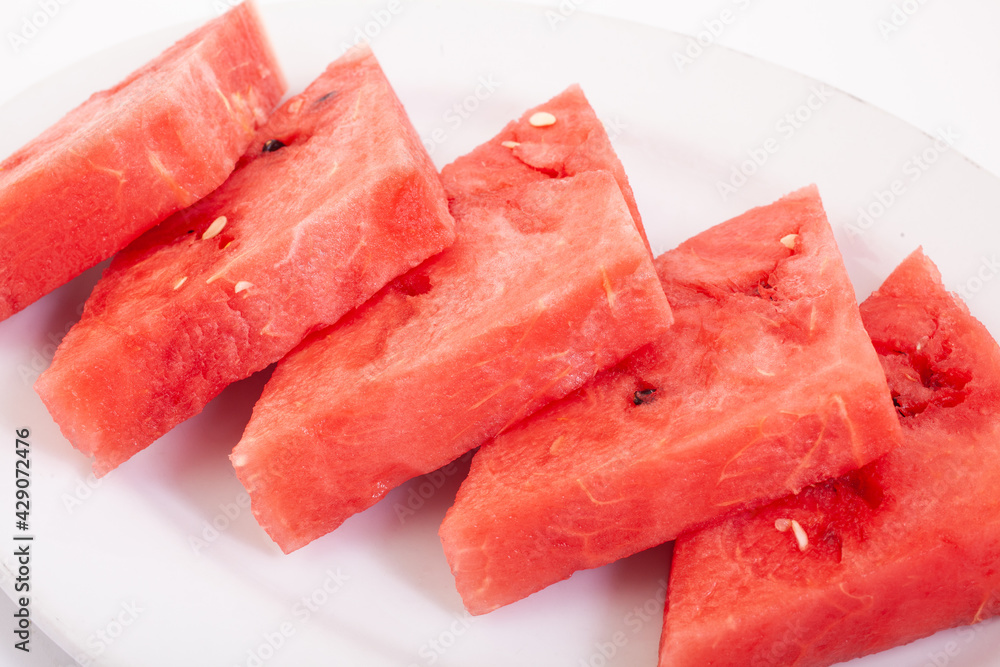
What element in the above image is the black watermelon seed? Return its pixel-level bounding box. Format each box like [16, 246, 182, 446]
[315, 91, 338, 105]
[633, 388, 657, 405]
[262, 139, 286, 153]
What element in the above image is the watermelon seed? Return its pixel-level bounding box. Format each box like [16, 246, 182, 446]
[234, 281, 253, 294]
[202, 216, 227, 240]
[780, 233, 799, 249]
[173, 276, 188, 290]
[790, 519, 810, 551]
[315, 91, 338, 105]
[633, 388, 656, 405]
[529, 111, 557, 127]
[262, 139, 286, 153]
[774, 518, 792, 532]
[501, 140, 520, 149]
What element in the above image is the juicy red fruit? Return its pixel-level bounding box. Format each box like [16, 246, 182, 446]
[232, 86, 673, 554]
[35, 45, 456, 476]
[440, 186, 902, 615]
[0, 2, 286, 320]
[659, 249, 1000, 667]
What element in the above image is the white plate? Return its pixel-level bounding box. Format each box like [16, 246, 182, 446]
[2, 1, 1000, 665]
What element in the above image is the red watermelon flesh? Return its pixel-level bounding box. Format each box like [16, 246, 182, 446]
[440, 84, 648, 250]
[658, 249, 1000, 667]
[439, 186, 903, 615]
[231, 88, 672, 553]
[35, 45, 456, 476]
[0, 1, 285, 321]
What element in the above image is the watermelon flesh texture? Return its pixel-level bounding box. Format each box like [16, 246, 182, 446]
[0, 1, 285, 321]
[441, 84, 649, 251]
[232, 87, 672, 553]
[659, 249, 1000, 667]
[34, 45, 456, 476]
[439, 186, 903, 615]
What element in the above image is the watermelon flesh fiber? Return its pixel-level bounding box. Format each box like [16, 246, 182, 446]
[439, 186, 903, 615]
[659, 249, 1000, 667]
[231, 86, 673, 553]
[0, 1, 286, 321]
[442, 85, 649, 251]
[35, 45, 456, 476]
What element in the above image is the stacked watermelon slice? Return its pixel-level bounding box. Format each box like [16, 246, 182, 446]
[440, 185, 903, 614]
[231, 86, 673, 553]
[0, 1, 286, 320]
[2, 3, 999, 666]
[35, 44, 457, 476]
[658, 249, 1000, 667]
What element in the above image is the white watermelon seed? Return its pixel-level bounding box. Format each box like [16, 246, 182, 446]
[529, 111, 557, 127]
[202, 216, 228, 240]
[780, 234, 799, 249]
[774, 518, 792, 532]
[790, 519, 809, 551]
[501, 140, 520, 148]
[234, 281, 253, 294]
[173, 276, 188, 290]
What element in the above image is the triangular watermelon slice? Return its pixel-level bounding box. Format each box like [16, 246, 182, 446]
[439, 186, 903, 614]
[0, 2, 286, 321]
[658, 249, 1000, 667]
[35, 46, 456, 476]
[231, 86, 673, 553]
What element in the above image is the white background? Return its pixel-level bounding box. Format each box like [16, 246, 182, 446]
[0, 0, 998, 664]
[2, 0, 999, 177]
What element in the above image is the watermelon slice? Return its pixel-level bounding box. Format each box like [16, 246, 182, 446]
[439, 186, 904, 614]
[35, 45, 456, 476]
[658, 249, 1000, 667]
[231, 86, 673, 553]
[0, 2, 285, 321]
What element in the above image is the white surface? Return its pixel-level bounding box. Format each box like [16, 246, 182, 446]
[1, 0, 998, 178]
[1, 1, 1000, 666]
